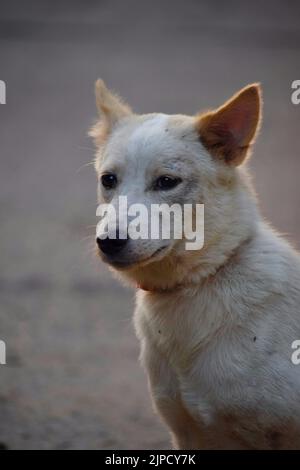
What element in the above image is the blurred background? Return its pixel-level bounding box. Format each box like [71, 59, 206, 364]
[0, 0, 299, 450]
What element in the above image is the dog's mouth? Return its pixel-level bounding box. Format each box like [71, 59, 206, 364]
[100, 245, 169, 270]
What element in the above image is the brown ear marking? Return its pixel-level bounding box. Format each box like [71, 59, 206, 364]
[197, 84, 262, 166]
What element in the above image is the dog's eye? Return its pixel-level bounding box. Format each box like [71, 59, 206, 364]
[154, 176, 182, 191]
[101, 173, 118, 189]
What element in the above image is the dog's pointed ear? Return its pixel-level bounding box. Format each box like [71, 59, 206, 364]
[197, 84, 262, 166]
[89, 79, 132, 145]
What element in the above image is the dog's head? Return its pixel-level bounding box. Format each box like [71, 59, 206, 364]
[90, 80, 261, 289]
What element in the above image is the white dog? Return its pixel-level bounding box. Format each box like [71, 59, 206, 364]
[91, 80, 300, 449]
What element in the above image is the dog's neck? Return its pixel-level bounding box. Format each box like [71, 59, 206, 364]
[135, 231, 255, 294]
[126, 216, 258, 294]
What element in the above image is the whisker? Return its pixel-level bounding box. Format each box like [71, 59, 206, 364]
[79, 235, 96, 243]
[76, 160, 95, 174]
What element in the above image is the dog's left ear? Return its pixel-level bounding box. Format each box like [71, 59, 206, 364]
[89, 79, 132, 146]
[197, 84, 262, 166]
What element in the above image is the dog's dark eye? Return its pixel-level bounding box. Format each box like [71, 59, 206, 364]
[154, 176, 182, 191]
[101, 173, 118, 189]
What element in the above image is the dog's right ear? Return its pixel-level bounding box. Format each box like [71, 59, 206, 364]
[89, 79, 132, 146]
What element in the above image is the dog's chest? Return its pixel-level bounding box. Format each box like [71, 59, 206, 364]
[136, 289, 239, 417]
[135, 291, 300, 449]
[137, 289, 228, 369]
[137, 309, 298, 448]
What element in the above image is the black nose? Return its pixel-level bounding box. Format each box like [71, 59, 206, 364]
[96, 231, 128, 256]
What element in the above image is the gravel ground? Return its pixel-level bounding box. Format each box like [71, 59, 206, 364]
[0, 0, 299, 450]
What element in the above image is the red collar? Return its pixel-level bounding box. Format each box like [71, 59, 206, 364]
[136, 282, 186, 293]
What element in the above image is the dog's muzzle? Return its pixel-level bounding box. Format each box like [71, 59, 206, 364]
[96, 230, 128, 256]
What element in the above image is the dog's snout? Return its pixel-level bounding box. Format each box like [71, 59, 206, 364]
[96, 231, 128, 256]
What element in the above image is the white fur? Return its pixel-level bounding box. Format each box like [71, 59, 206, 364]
[134, 224, 300, 449]
[92, 82, 300, 449]
[128, 114, 169, 154]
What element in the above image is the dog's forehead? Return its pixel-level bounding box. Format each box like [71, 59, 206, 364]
[129, 114, 169, 142]
[103, 113, 198, 171]
[124, 113, 171, 159]
[125, 113, 195, 161]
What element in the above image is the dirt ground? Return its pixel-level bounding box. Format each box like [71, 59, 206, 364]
[0, 0, 299, 450]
